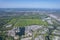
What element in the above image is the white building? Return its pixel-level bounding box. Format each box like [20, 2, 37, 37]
[52, 36, 60, 40]
[35, 35, 45, 40]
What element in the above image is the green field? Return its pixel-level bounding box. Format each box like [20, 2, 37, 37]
[13, 19, 48, 27]
[6, 15, 48, 27]
[1, 14, 48, 27]
[8, 18, 17, 24]
[7, 14, 48, 27]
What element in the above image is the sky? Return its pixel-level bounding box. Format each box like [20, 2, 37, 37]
[0, 0, 60, 9]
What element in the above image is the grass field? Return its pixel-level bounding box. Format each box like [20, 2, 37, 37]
[14, 19, 48, 27]
[8, 18, 17, 24]
[6, 14, 48, 27]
